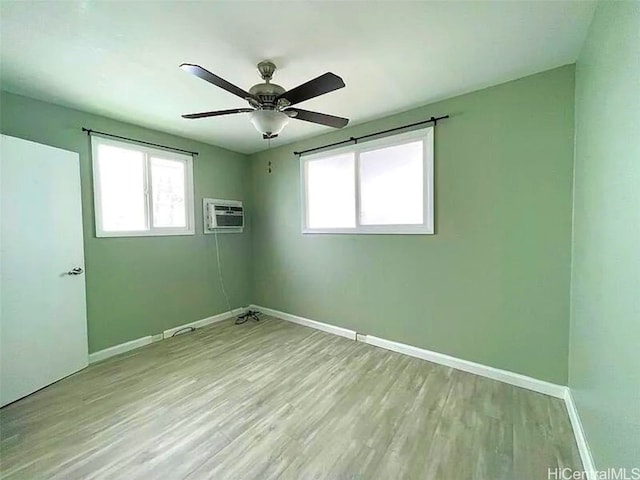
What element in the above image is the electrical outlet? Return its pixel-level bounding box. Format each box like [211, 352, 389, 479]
[151, 334, 164, 343]
[356, 333, 367, 342]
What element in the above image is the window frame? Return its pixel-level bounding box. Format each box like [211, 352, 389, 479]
[300, 126, 434, 235]
[91, 135, 195, 238]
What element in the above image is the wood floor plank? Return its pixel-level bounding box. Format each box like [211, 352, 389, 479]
[0, 316, 582, 479]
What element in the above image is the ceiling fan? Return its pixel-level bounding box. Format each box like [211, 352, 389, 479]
[180, 61, 349, 139]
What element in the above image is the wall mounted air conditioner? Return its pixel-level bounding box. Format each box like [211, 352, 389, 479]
[203, 198, 244, 233]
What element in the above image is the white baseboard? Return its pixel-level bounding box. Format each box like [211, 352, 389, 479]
[88, 308, 246, 364]
[250, 304, 565, 398]
[89, 302, 594, 472]
[89, 336, 154, 364]
[362, 334, 567, 399]
[564, 388, 597, 477]
[250, 305, 357, 340]
[251, 305, 601, 470]
[162, 308, 245, 338]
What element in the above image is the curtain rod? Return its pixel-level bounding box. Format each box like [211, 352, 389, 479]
[293, 115, 449, 157]
[81, 128, 198, 156]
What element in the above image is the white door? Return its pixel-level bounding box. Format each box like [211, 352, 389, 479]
[1, 135, 88, 407]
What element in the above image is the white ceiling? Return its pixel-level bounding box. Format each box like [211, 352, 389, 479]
[0, 1, 595, 154]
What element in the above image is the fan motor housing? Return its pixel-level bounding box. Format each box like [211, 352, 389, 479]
[249, 83, 286, 107]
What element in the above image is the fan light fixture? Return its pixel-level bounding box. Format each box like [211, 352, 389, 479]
[179, 61, 349, 140]
[249, 110, 289, 138]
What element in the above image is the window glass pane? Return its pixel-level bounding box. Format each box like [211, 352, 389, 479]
[359, 141, 424, 225]
[306, 153, 355, 229]
[150, 157, 186, 228]
[97, 144, 147, 231]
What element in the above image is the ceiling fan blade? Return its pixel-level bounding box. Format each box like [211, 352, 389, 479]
[180, 63, 256, 101]
[278, 72, 345, 106]
[287, 108, 349, 128]
[182, 108, 253, 119]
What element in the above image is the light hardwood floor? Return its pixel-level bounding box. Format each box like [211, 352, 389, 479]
[0, 315, 582, 479]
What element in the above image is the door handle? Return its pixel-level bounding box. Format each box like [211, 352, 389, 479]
[67, 267, 84, 275]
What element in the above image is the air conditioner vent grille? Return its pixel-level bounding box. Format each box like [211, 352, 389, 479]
[203, 198, 244, 233]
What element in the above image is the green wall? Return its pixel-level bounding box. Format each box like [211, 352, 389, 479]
[0, 91, 252, 353]
[249, 65, 576, 384]
[2, 67, 578, 385]
[570, 1, 640, 469]
[4, 11, 637, 462]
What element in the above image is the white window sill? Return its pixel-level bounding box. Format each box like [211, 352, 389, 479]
[302, 227, 434, 235]
[96, 229, 195, 238]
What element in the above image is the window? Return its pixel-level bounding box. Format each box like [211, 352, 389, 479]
[301, 127, 434, 234]
[91, 136, 194, 237]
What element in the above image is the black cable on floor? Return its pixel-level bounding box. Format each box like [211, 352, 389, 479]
[235, 310, 261, 325]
